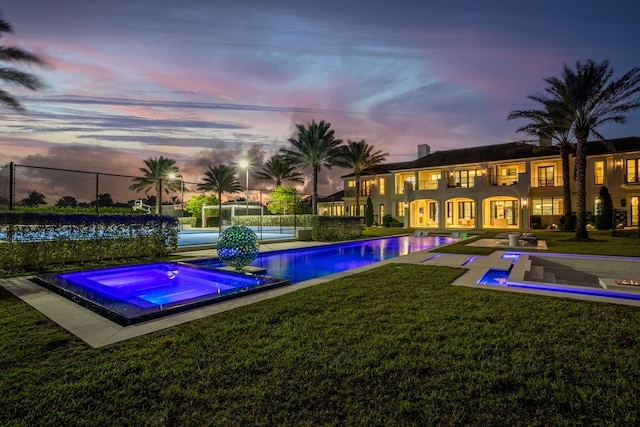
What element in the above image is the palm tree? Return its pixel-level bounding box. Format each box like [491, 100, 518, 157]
[254, 155, 304, 187]
[508, 101, 575, 231]
[129, 156, 180, 214]
[536, 60, 640, 239]
[197, 164, 242, 232]
[334, 139, 387, 216]
[280, 119, 344, 214]
[1, 14, 47, 112]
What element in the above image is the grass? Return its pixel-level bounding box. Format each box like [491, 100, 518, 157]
[434, 229, 640, 257]
[2, 227, 640, 424]
[3, 263, 640, 425]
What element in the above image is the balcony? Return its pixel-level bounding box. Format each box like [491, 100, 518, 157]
[418, 180, 439, 190]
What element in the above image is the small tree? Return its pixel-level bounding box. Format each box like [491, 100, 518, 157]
[55, 196, 78, 208]
[268, 185, 303, 215]
[184, 194, 218, 225]
[364, 196, 374, 226]
[20, 190, 46, 207]
[595, 186, 614, 230]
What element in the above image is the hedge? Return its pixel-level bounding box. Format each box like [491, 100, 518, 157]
[0, 212, 178, 273]
[311, 216, 362, 241]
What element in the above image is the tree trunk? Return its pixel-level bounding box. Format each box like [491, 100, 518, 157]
[218, 193, 222, 234]
[354, 173, 360, 216]
[312, 167, 319, 215]
[574, 132, 589, 239]
[560, 145, 573, 231]
[156, 180, 162, 214]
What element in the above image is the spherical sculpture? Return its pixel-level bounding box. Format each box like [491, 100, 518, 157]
[217, 226, 259, 271]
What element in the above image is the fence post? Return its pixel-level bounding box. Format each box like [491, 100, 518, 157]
[95, 173, 100, 214]
[9, 162, 14, 211]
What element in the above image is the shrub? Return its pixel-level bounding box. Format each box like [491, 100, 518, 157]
[232, 214, 315, 228]
[311, 216, 362, 241]
[596, 186, 614, 230]
[0, 212, 178, 273]
[364, 197, 374, 227]
[382, 214, 402, 227]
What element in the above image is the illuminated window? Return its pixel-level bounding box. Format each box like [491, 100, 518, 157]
[594, 161, 604, 185]
[347, 181, 356, 187]
[532, 198, 564, 215]
[379, 204, 385, 220]
[627, 159, 639, 183]
[395, 202, 406, 217]
[452, 169, 481, 188]
[537, 166, 554, 187]
[378, 178, 385, 196]
[360, 180, 371, 196]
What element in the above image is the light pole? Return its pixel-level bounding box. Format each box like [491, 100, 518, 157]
[239, 160, 249, 216]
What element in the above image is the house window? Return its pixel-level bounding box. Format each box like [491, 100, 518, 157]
[378, 178, 385, 196]
[379, 204, 385, 220]
[395, 174, 415, 194]
[537, 166, 555, 187]
[458, 201, 474, 219]
[532, 198, 563, 215]
[360, 180, 371, 196]
[594, 161, 604, 185]
[395, 202, 406, 217]
[347, 180, 355, 187]
[490, 200, 518, 225]
[453, 170, 481, 188]
[428, 202, 438, 221]
[627, 159, 639, 183]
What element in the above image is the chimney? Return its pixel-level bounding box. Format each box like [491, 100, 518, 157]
[418, 144, 431, 158]
[539, 136, 552, 147]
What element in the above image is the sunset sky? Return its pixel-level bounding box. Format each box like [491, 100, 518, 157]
[2, 0, 640, 199]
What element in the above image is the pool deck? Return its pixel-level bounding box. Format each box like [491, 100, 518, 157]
[2, 236, 640, 348]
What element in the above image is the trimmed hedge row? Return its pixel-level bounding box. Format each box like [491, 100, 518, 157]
[311, 216, 363, 241]
[232, 214, 315, 228]
[0, 212, 178, 273]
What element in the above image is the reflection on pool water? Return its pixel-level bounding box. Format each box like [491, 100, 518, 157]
[188, 235, 456, 284]
[32, 235, 455, 325]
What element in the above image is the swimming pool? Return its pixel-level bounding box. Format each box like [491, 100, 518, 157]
[477, 252, 640, 301]
[188, 235, 456, 284]
[31, 235, 455, 325]
[32, 263, 289, 325]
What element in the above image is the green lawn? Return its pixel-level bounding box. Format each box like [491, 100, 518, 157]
[3, 262, 640, 425]
[2, 228, 640, 425]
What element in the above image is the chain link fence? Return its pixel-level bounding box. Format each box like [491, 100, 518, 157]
[0, 162, 317, 238]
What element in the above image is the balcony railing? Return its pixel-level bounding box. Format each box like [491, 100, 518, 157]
[418, 180, 439, 190]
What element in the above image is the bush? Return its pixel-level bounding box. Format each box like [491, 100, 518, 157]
[311, 216, 362, 241]
[0, 212, 178, 273]
[382, 214, 402, 227]
[559, 213, 576, 231]
[364, 197, 374, 227]
[232, 214, 315, 228]
[596, 186, 614, 230]
[530, 215, 542, 229]
[178, 216, 197, 228]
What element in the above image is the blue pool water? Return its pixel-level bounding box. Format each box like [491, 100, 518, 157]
[32, 263, 289, 325]
[188, 235, 456, 284]
[32, 235, 455, 324]
[477, 252, 640, 301]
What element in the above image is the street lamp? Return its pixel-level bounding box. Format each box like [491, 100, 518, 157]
[168, 173, 184, 219]
[239, 160, 249, 215]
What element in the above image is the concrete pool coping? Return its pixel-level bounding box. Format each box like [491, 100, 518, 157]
[3, 237, 640, 348]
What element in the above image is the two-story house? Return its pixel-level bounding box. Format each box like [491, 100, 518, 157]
[318, 136, 640, 230]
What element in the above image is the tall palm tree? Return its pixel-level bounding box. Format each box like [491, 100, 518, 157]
[254, 154, 304, 187]
[334, 139, 387, 216]
[197, 164, 242, 232]
[129, 156, 180, 214]
[538, 60, 640, 239]
[1, 14, 47, 112]
[508, 101, 575, 231]
[280, 119, 344, 214]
